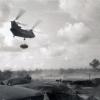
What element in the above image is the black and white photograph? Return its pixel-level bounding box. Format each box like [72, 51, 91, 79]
[0, 0, 100, 100]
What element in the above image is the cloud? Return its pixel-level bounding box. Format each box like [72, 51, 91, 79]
[58, 22, 91, 43]
[48, 0, 100, 69]
[0, 0, 100, 70]
[0, 0, 11, 26]
[59, 0, 100, 36]
[59, 0, 100, 21]
[34, 0, 57, 3]
[58, 0, 100, 44]
[59, 0, 86, 19]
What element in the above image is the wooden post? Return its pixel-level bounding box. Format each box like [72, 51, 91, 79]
[89, 72, 91, 80]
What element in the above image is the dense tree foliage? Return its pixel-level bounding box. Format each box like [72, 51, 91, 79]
[89, 59, 100, 69]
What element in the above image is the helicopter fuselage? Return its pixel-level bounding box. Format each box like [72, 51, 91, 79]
[10, 21, 35, 39]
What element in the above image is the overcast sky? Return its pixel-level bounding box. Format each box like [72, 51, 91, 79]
[0, 0, 100, 70]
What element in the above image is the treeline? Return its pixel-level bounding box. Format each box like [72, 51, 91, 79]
[0, 69, 45, 81]
[0, 58, 100, 81]
[0, 70, 13, 80]
[0, 70, 32, 81]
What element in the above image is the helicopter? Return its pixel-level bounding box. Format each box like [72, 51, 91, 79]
[10, 10, 41, 40]
[10, 10, 41, 49]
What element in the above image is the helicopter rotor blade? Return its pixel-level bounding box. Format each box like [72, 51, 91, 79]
[34, 30, 41, 33]
[17, 22, 27, 26]
[15, 10, 25, 20]
[32, 20, 41, 30]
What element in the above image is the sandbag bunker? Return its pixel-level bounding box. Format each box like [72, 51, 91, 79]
[0, 85, 43, 100]
[0, 84, 99, 100]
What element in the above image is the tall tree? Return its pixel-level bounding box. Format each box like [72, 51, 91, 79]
[89, 59, 100, 70]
